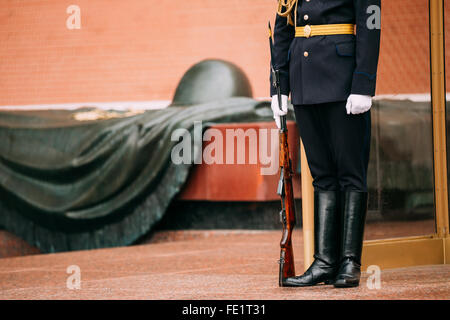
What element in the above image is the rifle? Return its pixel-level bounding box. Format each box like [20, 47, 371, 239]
[268, 21, 297, 287]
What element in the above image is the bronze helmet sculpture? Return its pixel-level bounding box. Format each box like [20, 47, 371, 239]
[171, 59, 253, 106]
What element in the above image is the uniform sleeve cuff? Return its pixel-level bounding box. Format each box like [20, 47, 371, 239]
[270, 73, 290, 97]
[351, 71, 377, 96]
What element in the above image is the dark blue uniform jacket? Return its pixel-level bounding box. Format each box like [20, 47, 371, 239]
[270, 0, 381, 105]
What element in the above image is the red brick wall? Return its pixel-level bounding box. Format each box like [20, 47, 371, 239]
[0, 0, 446, 106]
[377, 0, 432, 95]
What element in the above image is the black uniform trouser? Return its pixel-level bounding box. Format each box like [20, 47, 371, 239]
[294, 101, 371, 192]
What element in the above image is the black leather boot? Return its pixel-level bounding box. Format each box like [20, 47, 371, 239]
[283, 191, 340, 287]
[334, 191, 368, 288]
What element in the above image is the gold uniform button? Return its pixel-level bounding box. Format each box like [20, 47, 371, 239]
[304, 14, 309, 21]
[304, 51, 309, 57]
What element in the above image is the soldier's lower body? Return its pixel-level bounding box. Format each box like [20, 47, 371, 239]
[284, 100, 371, 288]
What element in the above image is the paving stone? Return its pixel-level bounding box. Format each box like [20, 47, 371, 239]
[0, 231, 448, 299]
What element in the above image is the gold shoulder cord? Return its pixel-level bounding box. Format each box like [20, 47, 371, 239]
[277, 0, 298, 26]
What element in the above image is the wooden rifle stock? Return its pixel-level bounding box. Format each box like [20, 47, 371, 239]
[277, 117, 297, 286]
[268, 21, 297, 286]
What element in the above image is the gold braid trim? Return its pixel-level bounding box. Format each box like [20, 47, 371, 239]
[277, 0, 298, 26]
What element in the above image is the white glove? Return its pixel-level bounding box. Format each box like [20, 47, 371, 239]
[346, 94, 372, 115]
[271, 95, 288, 128]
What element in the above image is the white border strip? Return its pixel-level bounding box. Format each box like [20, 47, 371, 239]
[259, 93, 450, 103]
[1, 94, 449, 111]
[373, 93, 434, 102]
[0, 100, 172, 111]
